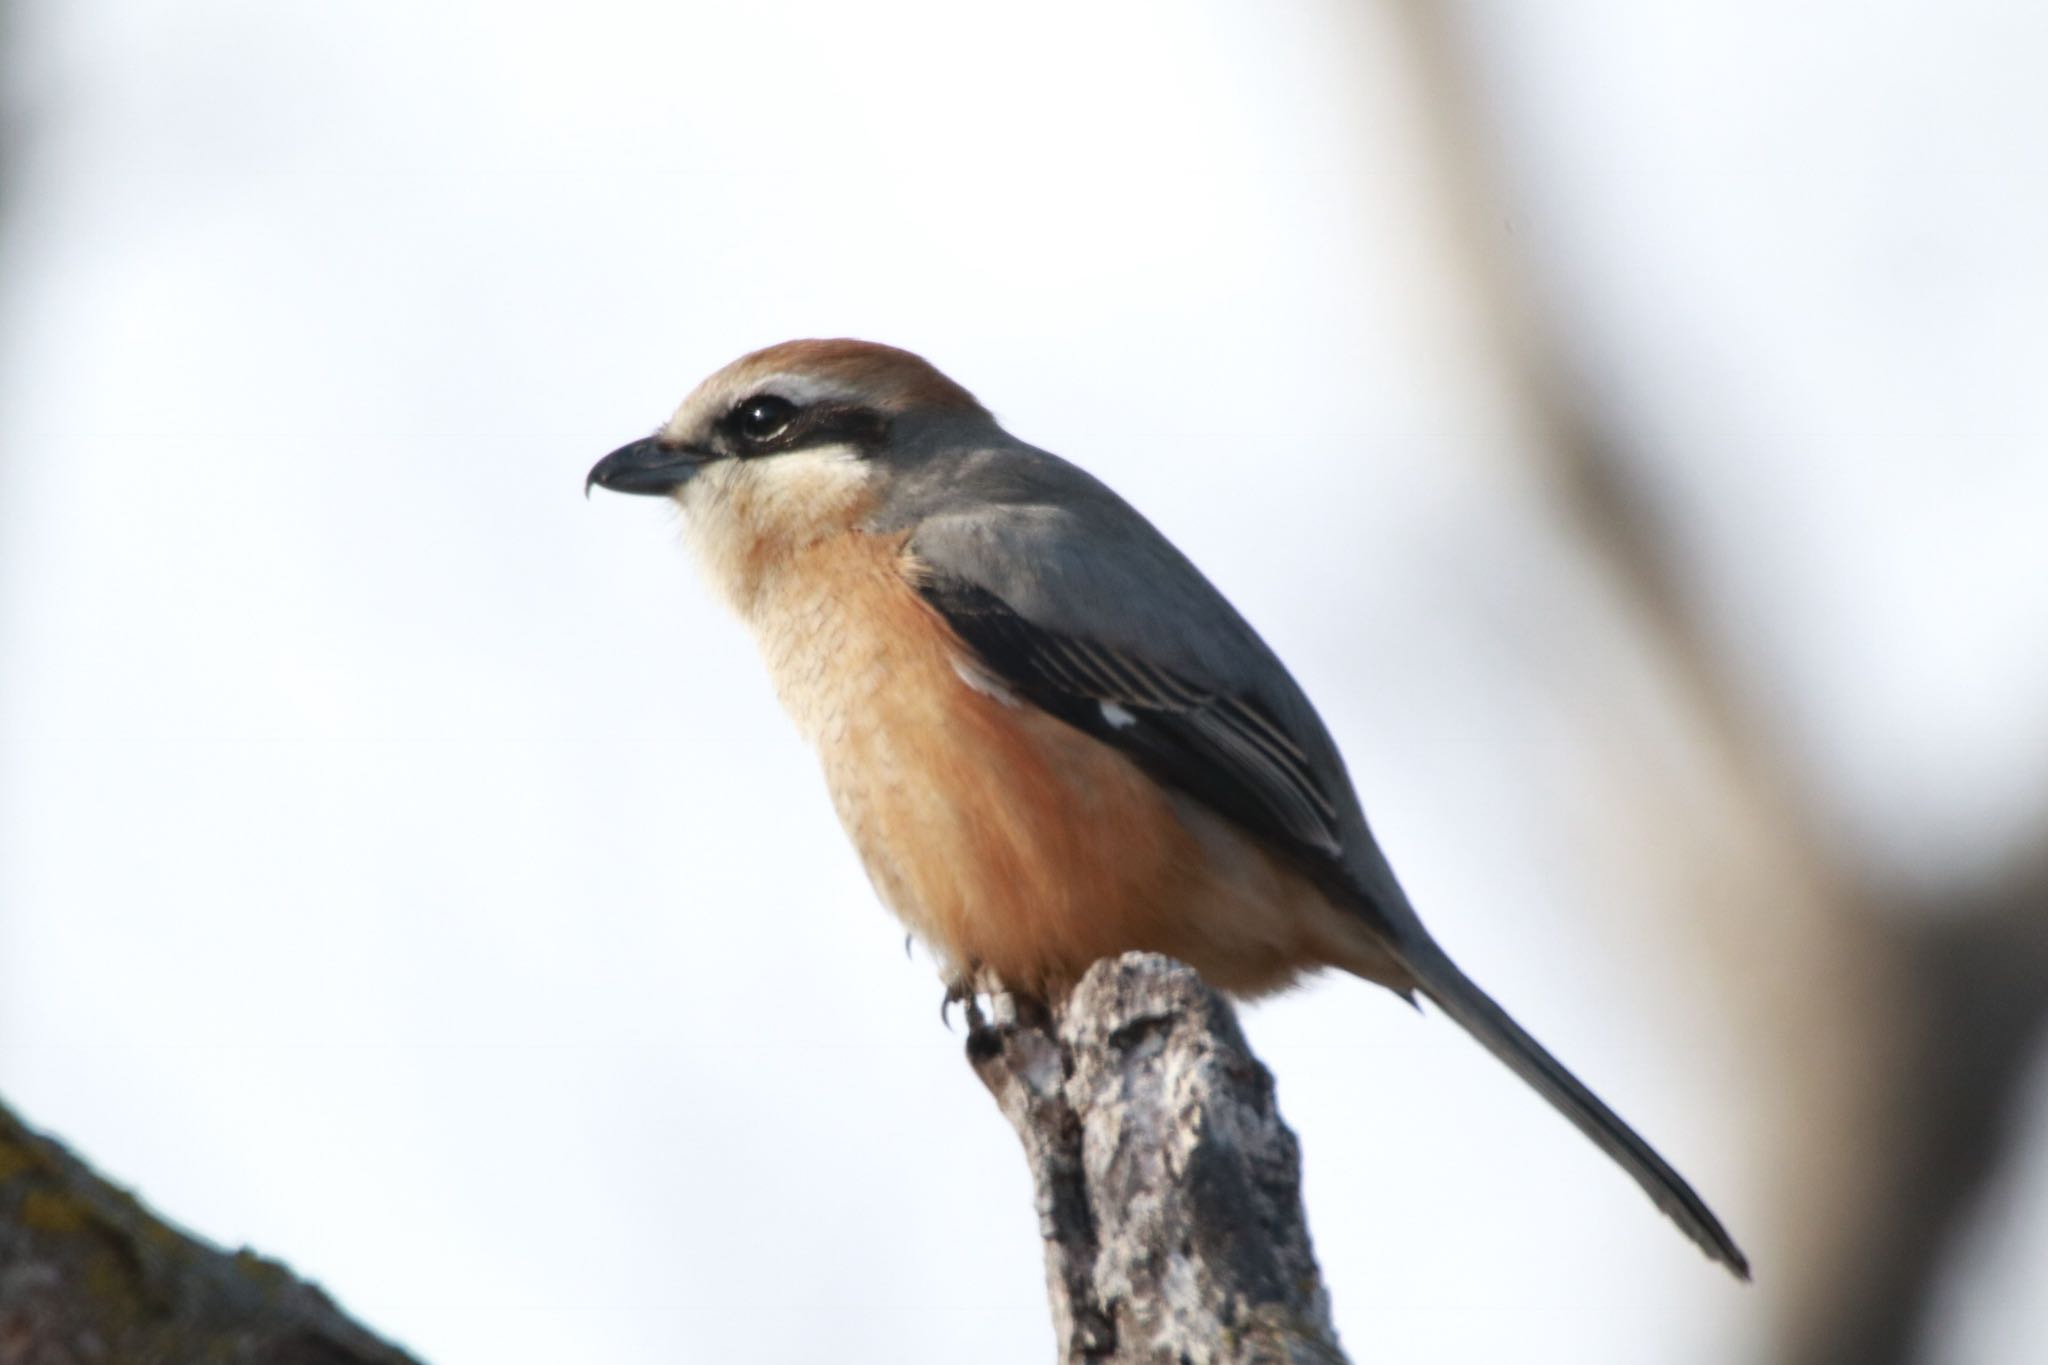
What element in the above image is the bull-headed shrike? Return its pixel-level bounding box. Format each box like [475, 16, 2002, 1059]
[588, 338, 1747, 1278]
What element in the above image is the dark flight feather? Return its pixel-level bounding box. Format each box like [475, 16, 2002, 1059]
[918, 573, 1349, 878]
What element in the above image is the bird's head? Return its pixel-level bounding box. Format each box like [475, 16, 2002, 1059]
[588, 338, 986, 502]
[588, 339, 989, 607]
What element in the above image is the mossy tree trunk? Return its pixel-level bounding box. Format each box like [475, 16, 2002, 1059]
[0, 1098, 420, 1365]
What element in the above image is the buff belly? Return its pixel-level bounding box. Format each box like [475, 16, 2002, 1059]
[742, 532, 1377, 998]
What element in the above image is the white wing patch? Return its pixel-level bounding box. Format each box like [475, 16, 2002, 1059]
[915, 571, 1351, 865]
[1050, 636, 1344, 857]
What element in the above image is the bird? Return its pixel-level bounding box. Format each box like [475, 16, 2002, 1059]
[587, 337, 1749, 1278]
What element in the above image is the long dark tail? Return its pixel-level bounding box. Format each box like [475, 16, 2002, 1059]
[1395, 935, 1750, 1279]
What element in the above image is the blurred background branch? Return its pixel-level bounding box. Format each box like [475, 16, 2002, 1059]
[1391, 6, 2048, 1362]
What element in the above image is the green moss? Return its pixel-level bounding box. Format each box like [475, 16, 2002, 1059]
[230, 1247, 300, 1299]
[19, 1188, 90, 1234]
[0, 1100, 421, 1364]
[0, 1138, 44, 1184]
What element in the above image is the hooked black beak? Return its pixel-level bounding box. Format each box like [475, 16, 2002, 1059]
[585, 436, 709, 499]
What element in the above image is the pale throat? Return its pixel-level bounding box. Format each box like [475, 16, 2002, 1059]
[674, 443, 879, 619]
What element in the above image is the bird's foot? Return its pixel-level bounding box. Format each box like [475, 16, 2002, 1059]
[940, 967, 990, 1033]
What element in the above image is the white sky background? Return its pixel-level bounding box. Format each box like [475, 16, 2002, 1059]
[1, 3, 2043, 1363]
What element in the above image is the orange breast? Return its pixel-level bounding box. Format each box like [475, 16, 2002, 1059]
[749, 532, 1372, 997]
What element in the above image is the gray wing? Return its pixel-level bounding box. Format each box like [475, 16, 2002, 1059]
[884, 426, 1414, 927]
[919, 571, 1346, 867]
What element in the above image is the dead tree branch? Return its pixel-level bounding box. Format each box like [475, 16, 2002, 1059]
[968, 952, 1347, 1365]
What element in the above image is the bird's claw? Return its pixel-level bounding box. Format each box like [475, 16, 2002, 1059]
[940, 968, 990, 1033]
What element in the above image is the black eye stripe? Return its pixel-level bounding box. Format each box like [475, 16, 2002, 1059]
[720, 395, 890, 457]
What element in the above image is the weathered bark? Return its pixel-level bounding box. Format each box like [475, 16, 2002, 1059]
[0, 1096, 420, 1365]
[968, 952, 1347, 1365]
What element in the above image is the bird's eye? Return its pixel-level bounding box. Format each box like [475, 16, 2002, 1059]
[733, 395, 797, 446]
